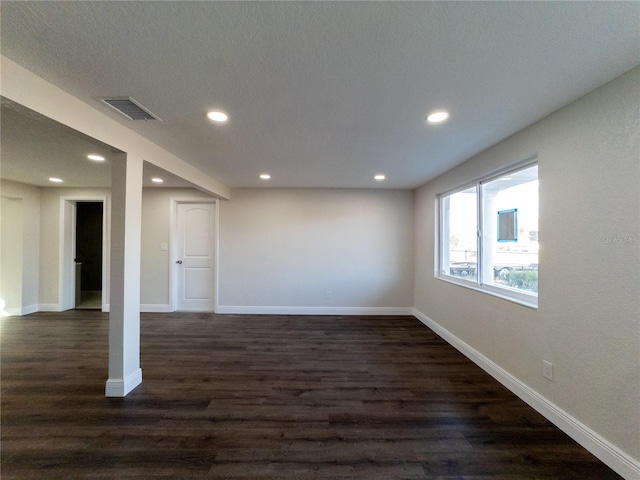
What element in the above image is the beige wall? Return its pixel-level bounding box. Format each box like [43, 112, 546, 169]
[38, 187, 111, 308]
[1, 180, 40, 313]
[414, 67, 639, 463]
[2, 183, 213, 311]
[33, 185, 213, 310]
[4, 184, 415, 313]
[219, 188, 414, 311]
[140, 188, 212, 307]
[137, 187, 417, 312]
[1, 196, 23, 313]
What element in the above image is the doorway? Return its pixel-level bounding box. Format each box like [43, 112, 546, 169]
[60, 196, 109, 312]
[170, 200, 217, 312]
[75, 202, 103, 309]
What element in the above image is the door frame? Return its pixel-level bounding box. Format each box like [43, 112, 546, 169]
[169, 197, 219, 312]
[59, 195, 110, 312]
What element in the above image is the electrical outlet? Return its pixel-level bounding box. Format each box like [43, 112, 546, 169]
[543, 360, 553, 381]
[326, 290, 332, 299]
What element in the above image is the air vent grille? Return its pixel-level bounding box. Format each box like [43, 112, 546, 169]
[99, 97, 161, 121]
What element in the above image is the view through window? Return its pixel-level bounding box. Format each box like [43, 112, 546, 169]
[439, 163, 538, 305]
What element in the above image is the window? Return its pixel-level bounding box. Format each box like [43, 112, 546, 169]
[439, 162, 538, 307]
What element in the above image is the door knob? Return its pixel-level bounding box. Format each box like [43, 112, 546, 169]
[176, 260, 183, 264]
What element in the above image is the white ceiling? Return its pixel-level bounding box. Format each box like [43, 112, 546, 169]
[1, 2, 639, 190]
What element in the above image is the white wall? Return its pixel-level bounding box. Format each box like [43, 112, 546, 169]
[413, 67, 639, 475]
[0, 180, 40, 314]
[218, 188, 414, 314]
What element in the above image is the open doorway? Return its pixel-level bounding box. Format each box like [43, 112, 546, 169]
[60, 196, 109, 312]
[75, 202, 103, 309]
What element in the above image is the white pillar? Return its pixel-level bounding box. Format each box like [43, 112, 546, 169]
[105, 153, 143, 397]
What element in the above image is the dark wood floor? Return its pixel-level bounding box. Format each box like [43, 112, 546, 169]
[1, 311, 621, 479]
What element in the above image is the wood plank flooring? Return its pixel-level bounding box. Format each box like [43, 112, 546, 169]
[1, 311, 622, 479]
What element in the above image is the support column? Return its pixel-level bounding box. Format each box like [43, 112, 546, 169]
[105, 153, 143, 397]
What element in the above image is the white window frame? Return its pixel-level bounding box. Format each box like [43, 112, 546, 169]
[437, 156, 538, 309]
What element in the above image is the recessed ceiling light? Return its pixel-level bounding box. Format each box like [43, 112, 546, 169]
[207, 110, 229, 123]
[49, 177, 63, 183]
[87, 154, 105, 162]
[151, 177, 164, 183]
[260, 174, 271, 180]
[427, 110, 449, 124]
[374, 174, 386, 181]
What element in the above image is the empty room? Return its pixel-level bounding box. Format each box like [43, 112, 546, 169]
[1, 2, 638, 479]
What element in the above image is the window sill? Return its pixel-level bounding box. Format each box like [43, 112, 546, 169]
[436, 274, 538, 309]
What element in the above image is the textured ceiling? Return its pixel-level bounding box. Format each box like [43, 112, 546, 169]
[1, 1, 639, 189]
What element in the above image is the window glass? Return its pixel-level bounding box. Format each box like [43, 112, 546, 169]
[438, 162, 538, 306]
[482, 165, 538, 294]
[442, 186, 477, 281]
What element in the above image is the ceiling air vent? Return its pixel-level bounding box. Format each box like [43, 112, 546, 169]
[99, 97, 161, 121]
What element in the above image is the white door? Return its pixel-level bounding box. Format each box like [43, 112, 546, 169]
[175, 202, 215, 311]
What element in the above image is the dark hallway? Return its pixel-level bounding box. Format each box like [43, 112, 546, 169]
[75, 202, 103, 309]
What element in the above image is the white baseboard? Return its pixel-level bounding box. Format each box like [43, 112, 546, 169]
[5, 306, 22, 316]
[140, 304, 171, 313]
[216, 305, 414, 316]
[20, 304, 38, 315]
[38, 303, 63, 312]
[105, 368, 142, 397]
[412, 308, 640, 480]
